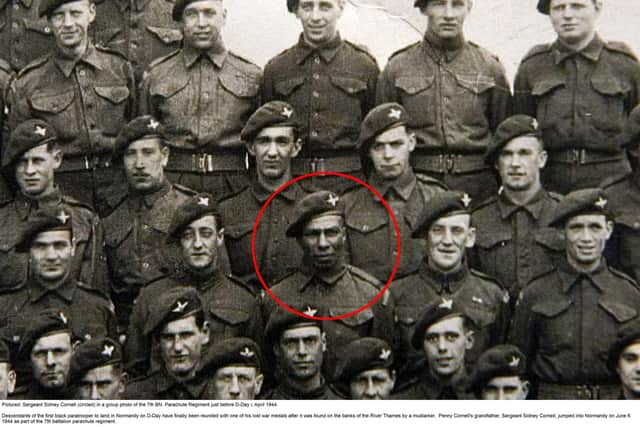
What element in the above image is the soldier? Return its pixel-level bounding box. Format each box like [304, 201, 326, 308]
[261, 0, 379, 193]
[376, 0, 510, 205]
[342, 103, 447, 282]
[263, 305, 339, 399]
[0, 339, 16, 399]
[608, 317, 640, 400]
[93, 0, 182, 82]
[262, 191, 396, 379]
[124, 288, 215, 399]
[0, 119, 106, 293]
[102, 116, 195, 330]
[334, 337, 395, 400]
[203, 337, 263, 400]
[395, 298, 475, 399]
[0, 60, 14, 202]
[7, 0, 135, 214]
[510, 188, 640, 399]
[470, 115, 562, 302]
[392, 191, 507, 382]
[126, 193, 262, 377]
[219, 101, 306, 292]
[69, 337, 126, 400]
[469, 344, 529, 400]
[139, 0, 260, 198]
[514, 0, 640, 194]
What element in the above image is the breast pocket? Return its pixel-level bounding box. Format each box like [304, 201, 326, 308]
[394, 75, 435, 127]
[104, 224, 138, 284]
[328, 75, 368, 128]
[224, 222, 254, 273]
[94, 86, 130, 136]
[531, 77, 567, 126]
[590, 76, 630, 134]
[474, 230, 513, 287]
[345, 213, 388, 269]
[209, 306, 251, 338]
[454, 73, 495, 126]
[219, 72, 260, 127]
[532, 299, 574, 354]
[0, 244, 28, 290]
[30, 89, 79, 141]
[151, 77, 192, 129]
[329, 307, 374, 338]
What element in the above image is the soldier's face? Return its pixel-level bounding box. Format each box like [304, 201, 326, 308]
[30, 230, 74, 283]
[0, 364, 16, 400]
[300, 214, 347, 273]
[481, 376, 529, 400]
[76, 365, 125, 400]
[275, 326, 325, 380]
[549, 0, 601, 45]
[564, 214, 613, 268]
[158, 316, 209, 377]
[296, 0, 344, 46]
[369, 126, 416, 180]
[423, 0, 472, 40]
[248, 127, 301, 181]
[427, 214, 475, 272]
[180, 215, 224, 270]
[182, 1, 226, 50]
[30, 332, 72, 390]
[212, 366, 264, 400]
[349, 368, 395, 400]
[123, 138, 169, 193]
[422, 316, 473, 378]
[617, 342, 640, 398]
[497, 136, 547, 192]
[15, 144, 62, 198]
[49, 0, 96, 51]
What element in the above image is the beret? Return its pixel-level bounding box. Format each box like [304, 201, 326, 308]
[411, 191, 472, 238]
[485, 115, 542, 165]
[173, 0, 222, 21]
[537, 0, 550, 14]
[69, 337, 123, 385]
[414, 0, 434, 9]
[143, 287, 204, 336]
[113, 116, 165, 162]
[608, 316, 640, 372]
[241, 101, 298, 143]
[334, 338, 393, 384]
[411, 297, 468, 350]
[358, 103, 409, 150]
[167, 193, 219, 243]
[287, 0, 298, 13]
[16, 208, 73, 253]
[286, 191, 343, 238]
[18, 309, 72, 361]
[205, 338, 263, 373]
[469, 345, 527, 396]
[624, 105, 640, 149]
[265, 305, 323, 345]
[548, 188, 611, 228]
[3, 119, 57, 170]
[39, 0, 83, 17]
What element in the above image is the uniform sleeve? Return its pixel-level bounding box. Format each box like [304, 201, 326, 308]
[513, 61, 536, 116]
[488, 60, 512, 131]
[261, 62, 276, 104]
[363, 61, 380, 116]
[138, 70, 155, 117]
[375, 63, 399, 106]
[371, 290, 400, 365]
[79, 215, 110, 298]
[6, 77, 33, 139]
[507, 290, 536, 371]
[124, 60, 137, 121]
[124, 292, 150, 377]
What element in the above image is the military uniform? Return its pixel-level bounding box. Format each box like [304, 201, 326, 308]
[393, 369, 473, 400]
[124, 369, 215, 399]
[377, 32, 511, 204]
[0, 59, 14, 202]
[262, 34, 379, 193]
[513, 35, 640, 194]
[468, 344, 527, 398]
[263, 380, 340, 400]
[139, 46, 261, 198]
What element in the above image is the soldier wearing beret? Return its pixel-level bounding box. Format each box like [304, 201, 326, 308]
[510, 188, 640, 399]
[124, 288, 216, 399]
[261, 0, 379, 193]
[469, 344, 529, 400]
[101, 116, 196, 330]
[126, 193, 262, 378]
[0, 119, 107, 293]
[262, 305, 340, 399]
[470, 115, 562, 303]
[334, 337, 395, 400]
[514, 0, 640, 194]
[262, 190, 397, 381]
[7, 0, 135, 215]
[219, 101, 308, 292]
[0, 61, 14, 202]
[342, 103, 447, 283]
[203, 337, 263, 400]
[139, 0, 260, 199]
[391, 191, 507, 385]
[0, 339, 16, 399]
[376, 0, 510, 206]
[70, 337, 126, 400]
[608, 317, 640, 399]
[395, 298, 475, 399]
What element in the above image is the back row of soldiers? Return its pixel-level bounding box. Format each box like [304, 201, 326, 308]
[0, 0, 639, 400]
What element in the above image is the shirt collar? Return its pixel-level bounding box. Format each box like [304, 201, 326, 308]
[419, 260, 469, 295]
[497, 188, 546, 220]
[276, 378, 329, 399]
[423, 30, 465, 63]
[250, 179, 301, 204]
[182, 46, 227, 69]
[371, 169, 417, 202]
[129, 179, 171, 210]
[557, 256, 608, 294]
[295, 33, 343, 65]
[54, 43, 104, 78]
[553, 34, 604, 65]
[29, 277, 75, 303]
[155, 368, 207, 398]
[15, 188, 64, 220]
[421, 367, 468, 399]
[298, 265, 349, 292]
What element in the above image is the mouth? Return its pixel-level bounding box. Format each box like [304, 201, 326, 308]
[436, 357, 453, 366]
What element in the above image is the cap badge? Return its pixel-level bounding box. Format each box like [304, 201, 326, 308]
[59, 312, 68, 325]
[57, 210, 70, 225]
[326, 194, 339, 207]
[102, 344, 115, 358]
[461, 193, 472, 209]
[438, 298, 453, 310]
[281, 107, 293, 118]
[388, 108, 402, 120]
[594, 197, 607, 209]
[240, 347, 255, 358]
[197, 196, 209, 207]
[172, 300, 188, 313]
[303, 306, 318, 317]
[147, 119, 160, 130]
[379, 348, 392, 361]
[509, 356, 520, 368]
[531, 118, 539, 131]
[34, 125, 47, 137]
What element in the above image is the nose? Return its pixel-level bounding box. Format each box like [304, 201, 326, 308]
[444, 2, 455, 18]
[383, 144, 393, 159]
[441, 228, 454, 245]
[45, 351, 56, 367]
[193, 231, 204, 249]
[44, 244, 58, 260]
[25, 159, 37, 175]
[364, 378, 376, 397]
[510, 153, 523, 167]
[134, 153, 145, 169]
[497, 388, 505, 400]
[172, 337, 185, 353]
[197, 11, 207, 26]
[577, 227, 592, 242]
[310, 5, 321, 20]
[317, 231, 330, 249]
[62, 11, 73, 26]
[437, 336, 448, 353]
[229, 375, 240, 396]
[296, 340, 308, 356]
[90, 384, 100, 400]
[266, 141, 278, 157]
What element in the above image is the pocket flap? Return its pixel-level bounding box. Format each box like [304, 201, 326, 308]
[395, 75, 434, 95]
[104, 223, 133, 248]
[330, 75, 367, 95]
[532, 298, 572, 318]
[330, 307, 374, 327]
[225, 222, 254, 240]
[209, 306, 250, 325]
[534, 227, 565, 252]
[151, 75, 190, 98]
[94, 86, 130, 104]
[274, 76, 305, 96]
[345, 212, 387, 234]
[31, 90, 75, 114]
[591, 76, 629, 96]
[531, 78, 565, 96]
[395, 308, 418, 326]
[23, 18, 53, 35]
[615, 214, 640, 230]
[599, 300, 637, 323]
[219, 73, 260, 98]
[475, 229, 512, 249]
[146, 26, 183, 45]
[455, 74, 495, 94]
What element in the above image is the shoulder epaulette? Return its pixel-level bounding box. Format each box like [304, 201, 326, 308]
[468, 40, 501, 62]
[604, 40, 638, 60]
[521, 43, 552, 62]
[471, 195, 498, 213]
[388, 41, 421, 61]
[547, 191, 563, 201]
[609, 266, 638, 287]
[16, 55, 50, 78]
[601, 173, 631, 189]
[228, 50, 260, 68]
[218, 185, 249, 204]
[225, 273, 254, 294]
[0, 58, 12, 75]
[415, 173, 448, 190]
[267, 45, 298, 65]
[348, 265, 382, 287]
[76, 281, 109, 299]
[147, 49, 181, 70]
[344, 40, 377, 63]
[528, 265, 557, 285]
[94, 44, 129, 61]
[469, 268, 501, 285]
[172, 183, 198, 196]
[61, 194, 94, 212]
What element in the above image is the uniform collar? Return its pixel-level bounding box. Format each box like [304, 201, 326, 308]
[53, 43, 105, 78]
[29, 276, 75, 303]
[497, 188, 546, 220]
[15, 188, 63, 220]
[155, 368, 208, 398]
[182, 45, 227, 69]
[557, 256, 608, 294]
[420, 367, 469, 399]
[423, 30, 466, 63]
[128, 179, 171, 210]
[371, 169, 416, 202]
[0, 0, 33, 9]
[295, 33, 343, 65]
[250, 179, 300, 204]
[298, 265, 349, 292]
[118, 0, 151, 11]
[419, 261, 469, 295]
[276, 377, 330, 399]
[553, 34, 604, 65]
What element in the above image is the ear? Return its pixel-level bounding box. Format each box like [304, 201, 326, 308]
[407, 132, 416, 153]
[605, 220, 614, 241]
[390, 370, 397, 389]
[255, 373, 264, 395]
[465, 226, 476, 249]
[216, 227, 225, 247]
[467, 0, 473, 12]
[321, 332, 327, 352]
[594, 0, 603, 14]
[7, 370, 16, 394]
[118, 372, 128, 395]
[52, 149, 63, 170]
[88, 2, 97, 24]
[160, 146, 170, 168]
[521, 380, 530, 398]
[290, 138, 303, 158]
[538, 149, 548, 169]
[246, 142, 256, 157]
[200, 321, 210, 346]
[464, 330, 474, 351]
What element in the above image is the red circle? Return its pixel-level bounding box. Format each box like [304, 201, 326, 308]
[251, 171, 401, 321]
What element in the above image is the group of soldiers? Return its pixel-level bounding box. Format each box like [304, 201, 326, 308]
[0, 0, 639, 401]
